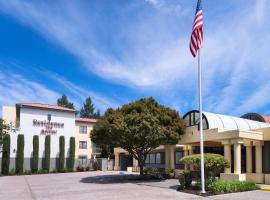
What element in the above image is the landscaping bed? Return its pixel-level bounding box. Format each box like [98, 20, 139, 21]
[177, 180, 260, 196]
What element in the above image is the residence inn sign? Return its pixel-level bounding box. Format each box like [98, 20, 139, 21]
[32, 119, 64, 134]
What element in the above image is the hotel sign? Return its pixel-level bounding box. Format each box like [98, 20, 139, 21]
[33, 119, 64, 135]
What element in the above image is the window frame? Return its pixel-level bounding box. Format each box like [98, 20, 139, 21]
[79, 141, 87, 149]
[79, 125, 88, 134]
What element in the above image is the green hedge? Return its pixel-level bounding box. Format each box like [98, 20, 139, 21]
[58, 136, 65, 172]
[68, 137, 75, 171]
[44, 135, 51, 172]
[208, 180, 260, 193]
[180, 153, 230, 181]
[1, 134, 10, 174]
[32, 135, 39, 173]
[16, 134, 24, 174]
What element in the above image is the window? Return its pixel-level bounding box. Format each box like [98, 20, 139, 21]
[79, 141, 87, 149]
[79, 126, 87, 134]
[47, 114, 51, 121]
[149, 153, 155, 164]
[145, 152, 165, 164]
[156, 153, 161, 164]
[175, 151, 184, 164]
[183, 111, 209, 130]
[78, 156, 87, 165]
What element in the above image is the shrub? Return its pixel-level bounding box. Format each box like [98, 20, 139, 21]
[44, 135, 51, 171]
[24, 170, 32, 175]
[32, 135, 39, 173]
[1, 134, 10, 175]
[16, 134, 24, 174]
[68, 137, 75, 171]
[143, 167, 164, 179]
[58, 136, 65, 172]
[77, 166, 85, 172]
[208, 180, 260, 193]
[180, 153, 230, 181]
[179, 171, 192, 189]
[9, 168, 15, 175]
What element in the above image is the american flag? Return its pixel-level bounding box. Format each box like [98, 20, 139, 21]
[189, 0, 203, 58]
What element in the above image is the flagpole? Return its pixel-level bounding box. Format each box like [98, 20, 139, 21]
[198, 49, 206, 193]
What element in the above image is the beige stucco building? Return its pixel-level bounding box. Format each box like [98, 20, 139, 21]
[114, 110, 270, 184]
[75, 118, 101, 166]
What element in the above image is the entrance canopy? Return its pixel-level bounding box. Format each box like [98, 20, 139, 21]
[183, 110, 270, 131]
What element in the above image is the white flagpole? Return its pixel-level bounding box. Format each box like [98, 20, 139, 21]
[198, 49, 206, 193]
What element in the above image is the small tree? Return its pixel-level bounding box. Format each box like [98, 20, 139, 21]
[57, 94, 74, 109]
[1, 134, 10, 174]
[0, 118, 9, 152]
[68, 137, 75, 171]
[180, 153, 230, 182]
[91, 97, 185, 175]
[16, 134, 24, 174]
[32, 135, 39, 173]
[80, 97, 100, 118]
[44, 135, 51, 172]
[58, 136, 65, 172]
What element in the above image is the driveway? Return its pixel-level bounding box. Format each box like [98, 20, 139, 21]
[0, 171, 269, 200]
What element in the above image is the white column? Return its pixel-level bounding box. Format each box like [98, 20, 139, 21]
[169, 145, 176, 169]
[133, 157, 138, 171]
[245, 142, 252, 173]
[222, 140, 231, 174]
[114, 153, 120, 171]
[188, 146, 193, 170]
[184, 145, 189, 170]
[234, 143, 241, 174]
[165, 145, 170, 170]
[254, 141, 263, 174]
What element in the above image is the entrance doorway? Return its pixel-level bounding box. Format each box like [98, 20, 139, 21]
[119, 154, 133, 171]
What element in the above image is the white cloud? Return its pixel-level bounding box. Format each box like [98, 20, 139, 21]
[39, 69, 120, 112]
[0, 1, 270, 115]
[0, 70, 60, 116]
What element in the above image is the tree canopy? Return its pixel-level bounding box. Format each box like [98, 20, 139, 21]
[91, 97, 185, 175]
[80, 97, 100, 118]
[57, 95, 74, 109]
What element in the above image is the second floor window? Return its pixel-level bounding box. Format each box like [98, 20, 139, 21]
[79, 126, 87, 134]
[79, 141, 87, 149]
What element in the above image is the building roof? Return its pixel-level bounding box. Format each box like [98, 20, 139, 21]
[17, 103, 76, 112]
[203, 112, 270, 130]
[75, 118, 97, 123]
[183, 110, 270, 131]
[241, 112, 270, 123]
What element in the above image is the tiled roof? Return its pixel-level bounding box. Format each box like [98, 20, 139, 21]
[75, 118, 97, 123]
[18, 103, 76, 112]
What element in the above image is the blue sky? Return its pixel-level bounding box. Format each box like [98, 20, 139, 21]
[0, 0, 269, 117]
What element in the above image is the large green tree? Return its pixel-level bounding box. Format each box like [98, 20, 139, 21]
[57, 95, 74, 109]
[0, 118, 9, 152]
[91, 97, 185, 175]
[80, 97, 100, 118]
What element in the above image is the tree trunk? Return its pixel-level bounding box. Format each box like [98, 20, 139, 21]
[139, 164, 144, 176]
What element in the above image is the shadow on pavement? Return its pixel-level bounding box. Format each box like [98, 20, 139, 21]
[80, 174, 165, 184]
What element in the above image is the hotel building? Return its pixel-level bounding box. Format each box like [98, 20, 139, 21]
[114, 110, 270, 184]
[0, 103, 99, 171]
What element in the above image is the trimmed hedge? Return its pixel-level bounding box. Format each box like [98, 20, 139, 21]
[16, 134, 24, 174]
[1, 134, 10, 174]
[179, 171, 192, 189]
[180, 153, 230, 181]
[68, 137, 75, 171]
[44, 135, 51, 172]
[58, 136, 65, 172]
[208, 180, 260, 193]
[32, 135, 39, 173]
